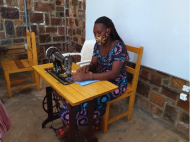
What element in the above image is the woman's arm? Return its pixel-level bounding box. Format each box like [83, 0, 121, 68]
[93, 61, 124, 80]
[72, 60, 124, 81]
[76, 56, 98, 73]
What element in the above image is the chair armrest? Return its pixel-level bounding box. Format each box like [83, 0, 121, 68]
[76, 60, 91, 67]
[62, 53, 81, 57]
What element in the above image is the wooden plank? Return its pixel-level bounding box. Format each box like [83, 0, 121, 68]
[7, 61, 18, 70]
[59, 84, 86, 103]
[41, 63, 53, 69]
[10, 75, 31, 80]
[31, 34, 38, 65]
[67, 83, 91, 98]
[28, 59, 34, 66]
[69, 83, 98, 98]
[27, 46, 33, 53]
[1, 61, 11, 71]
[11, 83, 37, 90]
[14, 60, 25, 69]
[2, 64, 11, 71]
[82, 81, 118, 99]
[8, 49, 25, 54]
[24, 59, 33, 66]
[4, 71, 12, 98]
[7, 67, 33, 74]
[95, 81, 117, 91]
[82, 85, 108, 99]
[126, 84, 133, 93]
[108, 111, 130, 124]
[126, 45, 139, 54]
[34, 70, 40, 91]
[125, 66, 135, 74]
[101, 80, 119, 89]
[21, 60, 31, 67]
[10, 80, 25, 84]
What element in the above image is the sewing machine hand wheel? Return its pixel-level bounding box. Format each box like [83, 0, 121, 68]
[46, 46, 61, 60]
[42, 90, 62, 115]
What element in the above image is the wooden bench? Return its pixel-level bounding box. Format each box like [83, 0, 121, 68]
[102, 45, 144, 133]
[1, 30, 40, 98]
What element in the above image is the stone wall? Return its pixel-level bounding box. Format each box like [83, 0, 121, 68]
[129, 62, 190, 139]
[0, 0, 85, 73]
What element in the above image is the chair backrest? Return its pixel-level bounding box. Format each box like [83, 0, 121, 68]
[26, 30, 38, 65]
[80, 40, 96, 62]
[125, 45, 144, 90]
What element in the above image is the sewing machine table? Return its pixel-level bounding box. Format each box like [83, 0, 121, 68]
[32, 63, 118, 142]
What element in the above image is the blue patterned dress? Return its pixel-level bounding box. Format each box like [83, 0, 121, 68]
[59, 41, 127, 126]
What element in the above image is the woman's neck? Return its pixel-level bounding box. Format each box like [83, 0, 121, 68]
[99, 37, 113, 57]
[101, 37, 112, 49]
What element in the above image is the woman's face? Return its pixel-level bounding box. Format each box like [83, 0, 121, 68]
[93, 23, 108, 46]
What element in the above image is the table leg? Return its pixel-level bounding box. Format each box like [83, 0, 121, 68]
[86, 100, 98, 142]
[34, 70, 41, 91]
[42, 87, 59, 128]
[69, 104, 76, 142]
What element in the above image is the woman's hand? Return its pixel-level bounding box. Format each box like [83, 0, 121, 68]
[76, 65, 90, 73]
[71, 72, 90, 82]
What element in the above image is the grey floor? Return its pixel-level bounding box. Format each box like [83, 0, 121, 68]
[0, 77, 189, 142]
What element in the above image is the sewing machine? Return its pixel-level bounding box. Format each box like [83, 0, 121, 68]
[45, 46, 74, 85]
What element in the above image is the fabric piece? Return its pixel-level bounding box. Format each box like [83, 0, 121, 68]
[72, 78, 99, 86]
[59, 41, 127, 126]
[0, 101, 11, 138]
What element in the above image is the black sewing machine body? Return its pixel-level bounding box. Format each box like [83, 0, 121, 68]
[46, 47, 74, 85]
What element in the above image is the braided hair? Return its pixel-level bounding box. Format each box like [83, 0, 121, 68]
[95, 16, 130, 61]
[95, 16, 123, 42]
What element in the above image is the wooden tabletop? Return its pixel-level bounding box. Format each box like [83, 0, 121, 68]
[33, 63, 118, 106]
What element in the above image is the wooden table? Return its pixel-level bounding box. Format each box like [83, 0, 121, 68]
[33, 63, 118, 142]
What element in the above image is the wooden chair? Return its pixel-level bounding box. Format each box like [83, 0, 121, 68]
[1, 30, 40, 98]
[102, 45, 144, 134]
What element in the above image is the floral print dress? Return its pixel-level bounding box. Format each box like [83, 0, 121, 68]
[59, 41, 127, 126]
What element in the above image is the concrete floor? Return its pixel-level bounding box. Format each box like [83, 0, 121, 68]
[0, 77, 189, 142]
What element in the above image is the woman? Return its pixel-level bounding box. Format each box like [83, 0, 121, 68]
[57, 16, 129, 138]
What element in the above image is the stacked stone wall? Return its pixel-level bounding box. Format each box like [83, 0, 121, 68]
[0, 0, 85, 74]
[126, 62, 190, 139]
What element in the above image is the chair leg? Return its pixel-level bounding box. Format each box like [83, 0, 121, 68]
[102, 102, 110, 134]
[110, 102, 113, 107]
[34, 70, 41, 91]
[3, 71, 7, 85]
[4, 71, 12, 98]
[127, 94, 135, 120]
[30, 70, 35, 83]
